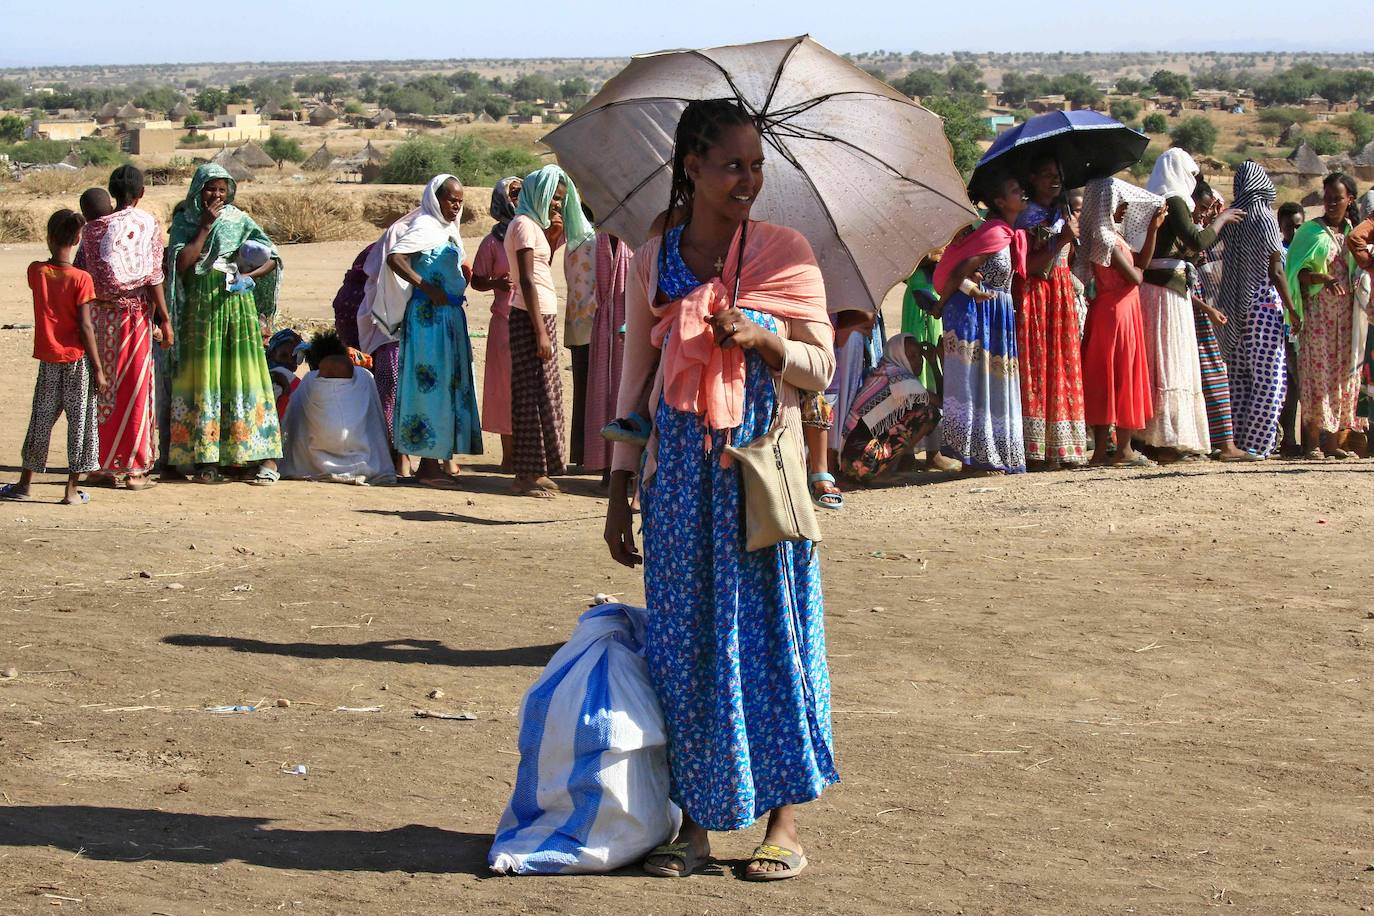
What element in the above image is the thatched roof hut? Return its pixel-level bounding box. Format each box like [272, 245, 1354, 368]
[475, 111, 497, 124]
[356, 141, 384, 164]
[115, 102, 143, 122]
[234, 140, 277, 169]
[309, 104, 339, 127]
[302, 143, 335, 172]
[1288, 141, 1327, 176]
[1278, 122, 1303, 146]
[95, 101, 121, 124]
[169, 100, 191, 121]
[369, 108, 396, 129]
[210, 147, 253, 183]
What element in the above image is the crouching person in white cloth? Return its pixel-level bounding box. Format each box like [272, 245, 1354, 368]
[279, 330, 396, 485]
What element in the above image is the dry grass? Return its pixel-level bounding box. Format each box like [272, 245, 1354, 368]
[17, 167, 108, 198]
[360, 190, 416, 230]
[236, 189, 373, 244]
[0, 205, 43, 243]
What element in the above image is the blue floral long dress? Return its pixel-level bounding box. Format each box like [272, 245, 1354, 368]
[394, 243, 483, 458]
[640, 226, 838, 832]
[940, 245, 1027, 472]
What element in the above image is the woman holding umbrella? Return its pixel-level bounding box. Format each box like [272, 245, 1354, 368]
[604, 99, 838, 881]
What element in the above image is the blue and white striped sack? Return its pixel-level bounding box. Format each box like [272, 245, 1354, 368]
[488, 603, 681, 874]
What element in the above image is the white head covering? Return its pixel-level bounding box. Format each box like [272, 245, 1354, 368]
[361, 174, 464, 345]
[1075, 178, 1165, 286]
[1147, 148, 1200, 202]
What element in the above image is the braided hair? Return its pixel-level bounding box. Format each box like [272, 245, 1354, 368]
[664, 98, 760, 230]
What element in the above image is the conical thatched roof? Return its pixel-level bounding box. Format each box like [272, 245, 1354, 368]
[1278, 122, 1302, 145]
[116, 102, 142, 120]
[302, 143, 335, 171]
[475, 111, 496, 123]
[1353, 139, 1374, 167]
[259, 99, 282, 117]
[309, 103, 339, 126]
[170, 100, 191, 120]
[234, 140, 276, 169]
[369, 108, 396, 128]
[96, 101, 120, 121]
[210, 147, 253, 183]
[1288, 141, 1326, 176]
[357, 140, 384, 164]
[61, 149, 84, 168]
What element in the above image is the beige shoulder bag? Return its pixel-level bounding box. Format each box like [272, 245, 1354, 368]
[720, 221, 823, 552]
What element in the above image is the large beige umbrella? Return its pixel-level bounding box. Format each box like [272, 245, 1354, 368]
[543, 35, 976, 314]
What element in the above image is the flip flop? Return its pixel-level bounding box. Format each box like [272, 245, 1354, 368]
[124, 474, 158, 491]
[808, 472, 844, 510]
[250, 466, 281, 487]
[743, 843, 808, 882]
[601, 412, 651, 445]
[535, 476, 562, 493]
[1112, 453, 1158, 469]
[194, 467, 227, 484]
[0, 483, 31, 501]
[512, 481, 556, 499]
[415, 475, 463, 490]
[1304, 449, 1326, 460]
[643, 841, 709, 878]
[60, 489, 90, 506]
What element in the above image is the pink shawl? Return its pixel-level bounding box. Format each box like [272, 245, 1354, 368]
[75, 208, 165, 309]
[651, 221, 828, 433]
[931, 217, 1027, 295]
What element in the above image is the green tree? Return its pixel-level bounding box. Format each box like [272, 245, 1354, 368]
[1142, 112, 1169, 134]
[1334, 111, 1374, 150]
[923, 93, 992, 175]
[1110, 99, 1141, 122]
[1115, 77, 1146, 96]
[0, 114, 25, 142]
[1169, 116, 1218, 155]
[945, 62, 985, 95]
[998, 72, 1053, 106]
[183, 112, 203, 129]
[263, 132, 306, 164]
[195, 87, 228, 114]
[1054, 72, 1103, 108]
[511, 73, 559, 102]
[559, 77, 591, 101]
[1149, 69, 1192, 99]
[1304, 130, 1344, 156]
[894, 68, 944, 99]
[483, 98, 510, 121]
[77, 137, 128, 167]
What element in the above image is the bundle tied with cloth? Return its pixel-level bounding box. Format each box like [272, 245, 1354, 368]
[652, 220, 830, 550]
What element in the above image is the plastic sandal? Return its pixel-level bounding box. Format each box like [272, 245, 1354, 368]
[808, 472, 844, 510]
[643, 841, 709, 878]
[743, 843, 808, 881]
[0, 483, 31, 501]
[60, 489, 90, 505]
[601, 412, 651, 445]
[250, 465, 281, 487]
[194, 467, 226, 484]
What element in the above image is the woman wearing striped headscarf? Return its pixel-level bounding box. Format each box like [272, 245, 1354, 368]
[1215, 162, 1300, 458]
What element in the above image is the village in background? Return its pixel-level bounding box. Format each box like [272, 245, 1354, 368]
[3, 49, 1374, 248]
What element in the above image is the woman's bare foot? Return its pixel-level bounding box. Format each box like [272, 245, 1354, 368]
[534, 476, 561, 493]
[925, 451, 961, 472]
[1214, 441, 1249, 461]
[512, 476, 555, 499]
[746, 807, 802, 877]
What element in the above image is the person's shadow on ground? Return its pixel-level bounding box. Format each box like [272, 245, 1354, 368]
[0, 805, 489, 874]
[161, 634, 561, 667]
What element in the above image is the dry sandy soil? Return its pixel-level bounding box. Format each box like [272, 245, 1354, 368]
[1, 240, 1373, 915]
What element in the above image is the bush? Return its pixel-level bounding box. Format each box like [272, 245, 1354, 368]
[0, 138, 67, 164]
[1257, 107, 1313, 127]
[78, 137, 127, 167]
[922, 93, 992, 175]
[0, 114, 24, 143]
[0, 204, 43, 242]
[1170, 117, 1218, 155]
[263, 132, 306, 164]
[1304, 130, 1344, 156]
[378, 134, 541, 187]
[1110, 100, 1141, 123]
[1129, 148, 1161, 180]
[1142, 113, 1169, 134]
[236, 190, 367, 244]
[1334, 111, 1374, 150]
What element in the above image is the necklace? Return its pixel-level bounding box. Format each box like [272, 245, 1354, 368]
[681, 225, 728, 275]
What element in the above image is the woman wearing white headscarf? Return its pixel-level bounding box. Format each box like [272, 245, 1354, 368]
[376, 174, 482, 487]
[1139, 149, 1244, 460]
[1078, 177, 1168, 467]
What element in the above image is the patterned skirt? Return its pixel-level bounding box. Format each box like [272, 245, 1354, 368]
[508, 308, 566, 478]
[1014, 266, 1087, 465]
[91, 298, 156, 476]
[940, 289, 1026, 472]
[581, 290, 625, 472]
[393, 297, 482, 460]
[641, 311, 837, 832]
[372, 341, 400, 450]
[1229, 288, 1288, 456]
[1298, 285, 1364, 433]
[1139, 283, 1210, 453]
[168, 271, 281, 467]
[1194, 309, 1234, 449]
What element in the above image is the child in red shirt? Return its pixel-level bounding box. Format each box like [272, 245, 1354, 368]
[1, 209, 109, 505]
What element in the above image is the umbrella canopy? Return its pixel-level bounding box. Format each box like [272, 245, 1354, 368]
[543, 35, 976, 314]
[972, 110, 1148, 192]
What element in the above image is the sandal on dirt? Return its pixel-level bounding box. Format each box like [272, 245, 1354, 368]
[643, 841, 708, 878]
[194, 467, 227, 484]
[250, 466, 281, 487]
[743, 843, 808, 882]
[512, 481, 556, 499]
[1304, 448, 1326, 460]
[0, 483, 31, 501]
[808, 472, 844, 510]
[60, 489, 90, 506]
[124, 474, 158, 491]
[1112, 453, 1158, 469]
[1329, 448, 1355, 460]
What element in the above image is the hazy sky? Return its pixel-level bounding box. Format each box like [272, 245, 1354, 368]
[3, 0, 1370, 66]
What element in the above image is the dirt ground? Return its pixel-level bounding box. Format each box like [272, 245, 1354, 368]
[1, 241, 1373, 915]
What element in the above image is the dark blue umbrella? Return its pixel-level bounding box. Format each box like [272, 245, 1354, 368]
[971, 110, 1148, 191]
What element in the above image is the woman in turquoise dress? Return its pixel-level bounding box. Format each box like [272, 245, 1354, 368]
[604, 100, 838, 881]
[380, 174, 482, 486]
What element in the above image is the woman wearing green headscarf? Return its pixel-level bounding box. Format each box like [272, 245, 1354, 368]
[167, 163, 284, 483]
[504, 165, 593, 496]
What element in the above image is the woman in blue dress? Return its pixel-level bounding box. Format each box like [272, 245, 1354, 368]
[380, 174, 482, 486]
[933, 171, 1032, 474]
[604, 99, 838, 881]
